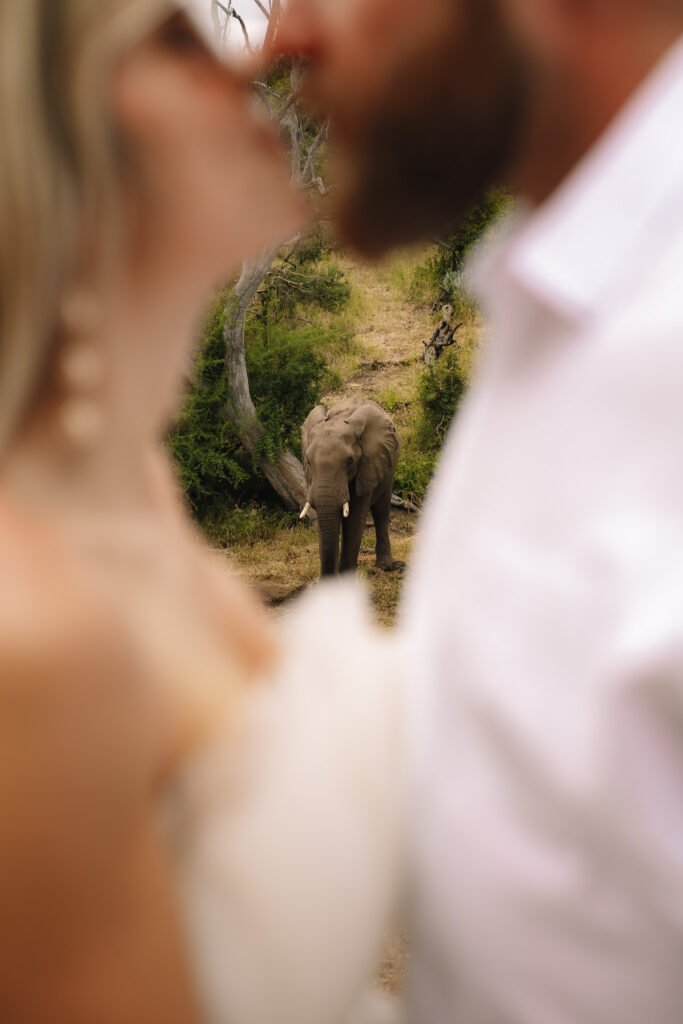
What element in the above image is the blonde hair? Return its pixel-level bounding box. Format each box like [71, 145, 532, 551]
[0, 0, 175, 454]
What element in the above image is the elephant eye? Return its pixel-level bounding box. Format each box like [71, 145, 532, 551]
[347, 456, 354, 467]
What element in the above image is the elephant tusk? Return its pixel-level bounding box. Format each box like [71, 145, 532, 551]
[299, 501, 312, 520]
[343, 501, 350, 518]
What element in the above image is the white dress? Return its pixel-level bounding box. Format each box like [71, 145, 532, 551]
[161, 581, 404, 1024]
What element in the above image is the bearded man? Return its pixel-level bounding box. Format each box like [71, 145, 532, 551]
[274, 2, 683, 1022]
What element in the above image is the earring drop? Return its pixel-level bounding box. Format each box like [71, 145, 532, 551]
[59, 394, 104, 448]
[57, 288, 105, 449]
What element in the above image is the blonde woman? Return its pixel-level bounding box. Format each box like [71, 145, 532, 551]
[0, 3, 402, 1022]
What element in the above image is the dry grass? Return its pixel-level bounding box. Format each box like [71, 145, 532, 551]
[226, 508, 417, 627]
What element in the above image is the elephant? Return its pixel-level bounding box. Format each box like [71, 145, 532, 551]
[300, 398, 400, 577]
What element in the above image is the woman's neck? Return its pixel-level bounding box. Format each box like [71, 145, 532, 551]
[0, 406, 169, 530]
[1, 278, 200, 532]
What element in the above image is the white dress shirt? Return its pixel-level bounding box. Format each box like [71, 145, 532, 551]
[402, 35, 683, 1024]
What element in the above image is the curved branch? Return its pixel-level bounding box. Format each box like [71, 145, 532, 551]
[223, 249, 309, 511]
[275, 88, 301, 125]
[213, 1, 253, 51]
[302, 120, 329, 185]
[230, 8, 252, 50]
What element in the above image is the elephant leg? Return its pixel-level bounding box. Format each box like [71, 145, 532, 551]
[340, 497, 370, 573]
[371, 488, 395, 570]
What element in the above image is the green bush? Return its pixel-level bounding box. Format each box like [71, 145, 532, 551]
[406, 259, 439, 308]
[254, 235, 352, 330]
[391, 350, 469, 504]
[378, 385, 402, 412]
[169, 298, 340, 522]
[245, 322, 341, 461]
[393, 451, 438, 502]
[200, 505, 299, 549]
[415, 347, 468, 452]
[169, 300, 251, 517]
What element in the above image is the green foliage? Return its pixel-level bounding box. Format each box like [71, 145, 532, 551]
[200, 505, 299, 549]
[393, 451, 437, 502]
[391, 349, 469, 504]
[378, 385, 402, 412]
[245, 323, 341, 461]
[406, 260, 439, 308]
[448, 285, 480, 325]
[415, 347, 468, 453]
[254, 235, 352, 329]
[169, 297, 341, 522]
[169, 300, 252, 517]
[264, 57, 292, 97]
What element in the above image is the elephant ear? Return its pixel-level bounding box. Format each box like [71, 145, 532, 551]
[301, 405, 327, 484]
[348, 402, 399, 497]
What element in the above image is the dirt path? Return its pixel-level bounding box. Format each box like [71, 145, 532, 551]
[325, 253, 434, 414]
[339, 253, 434, 365]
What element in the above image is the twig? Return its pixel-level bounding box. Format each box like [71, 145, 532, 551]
[250, 0, 270, 19]
[302, 120, 329, 184]
[231, 8, 252, 50]
[276, 88, 301, 125]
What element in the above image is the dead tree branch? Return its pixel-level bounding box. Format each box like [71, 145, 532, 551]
[223, 249, 309, 510]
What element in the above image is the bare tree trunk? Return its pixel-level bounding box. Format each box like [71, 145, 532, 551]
[223, 249, 309, 511]
[215, 10, 328, 513]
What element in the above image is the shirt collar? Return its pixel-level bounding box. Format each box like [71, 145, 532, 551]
[468, 33, 683, 324]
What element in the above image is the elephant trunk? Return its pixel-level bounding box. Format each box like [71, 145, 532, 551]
[316, 505, 342, 576]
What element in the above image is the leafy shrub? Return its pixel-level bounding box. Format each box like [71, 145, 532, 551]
[415, 347, 468, 452]
[391, 349, 469, 504]
[200, 505, 299, 549]
[254, 235, 352, 330]
[245, 323, 341, 461]
[406, 259, 439, 308]
[169, 297, 340, 522]
[169, 301, 252, 517]
[379, 385, 402, 412]
[445, 280, 480, 324]
[393, 451, 438, 502]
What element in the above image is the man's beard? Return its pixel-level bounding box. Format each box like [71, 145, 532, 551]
[334, 4, 530, 257]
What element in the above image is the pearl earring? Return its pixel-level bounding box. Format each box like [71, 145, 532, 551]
[57, 288, 105, 449]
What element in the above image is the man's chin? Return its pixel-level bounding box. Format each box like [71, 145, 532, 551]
[335, 199, 408, 260]
[325, 1, 529, 259]
[334, 163, 485, 260]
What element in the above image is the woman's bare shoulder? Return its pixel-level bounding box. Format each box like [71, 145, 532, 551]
[0, 505, 153, 763]
[0, 508, 197, 1023]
